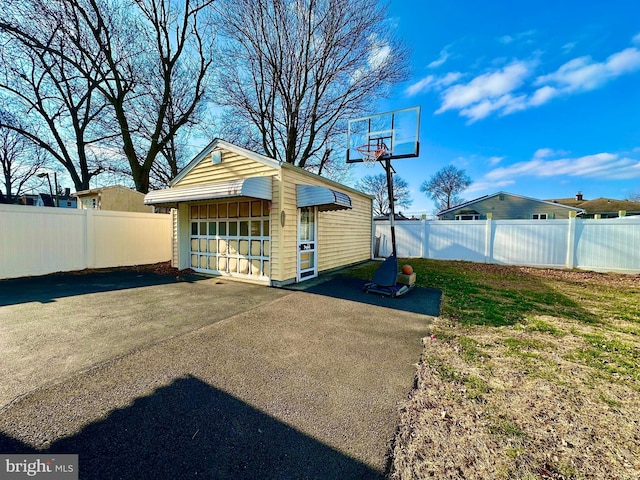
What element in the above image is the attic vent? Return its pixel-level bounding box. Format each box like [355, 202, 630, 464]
[499, 194, 505, 201]
[211, 151, 222, 165]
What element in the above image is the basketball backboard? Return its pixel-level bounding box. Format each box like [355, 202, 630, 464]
[346, 106, 421, 163]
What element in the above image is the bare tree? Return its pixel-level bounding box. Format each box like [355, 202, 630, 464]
[356, 173, 412, 216]
[214, 0, 409, 172]
[627, 191, 640, 202]
[0, 1, 111, 191]
[0, 122, 49, 203]
[420, 165, 472, 212]
[0, 0, 215, 193]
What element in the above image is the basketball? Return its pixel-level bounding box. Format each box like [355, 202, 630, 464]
[401, 264, 413, 275]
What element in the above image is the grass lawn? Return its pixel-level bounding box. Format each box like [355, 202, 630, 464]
[346, 259, 640, 480]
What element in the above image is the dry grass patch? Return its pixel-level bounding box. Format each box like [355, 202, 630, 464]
[347, 260, 640, 479]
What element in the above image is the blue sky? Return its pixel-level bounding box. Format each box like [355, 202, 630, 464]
[352, 0, 640, 215]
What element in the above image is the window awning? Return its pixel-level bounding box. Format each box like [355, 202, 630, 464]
[296, 185, 352, 211]
[144, 176, 272, 205]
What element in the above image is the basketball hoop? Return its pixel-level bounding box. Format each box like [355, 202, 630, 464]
[356, 142, 388, 168]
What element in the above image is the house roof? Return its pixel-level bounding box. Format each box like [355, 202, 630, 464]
[75, 185, 143, 197]
[548, 197, 640, 213]
[437, 191, 586, 216]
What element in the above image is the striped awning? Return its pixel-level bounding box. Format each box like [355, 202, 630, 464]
[144, 176, 272, 205]
[296, 185, 352, 211]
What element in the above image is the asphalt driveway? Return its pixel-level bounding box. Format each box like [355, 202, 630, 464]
[0, 269, 438, 479]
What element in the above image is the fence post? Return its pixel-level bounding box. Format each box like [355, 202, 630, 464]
[86, 208, 95, 268]
[420, 218, 426, 258]
[484, 213, 493, 263]
[566, 211, 577, 269]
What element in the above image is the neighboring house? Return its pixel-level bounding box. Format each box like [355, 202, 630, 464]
[144, 139, 373, 286]
[35, 192, 77, 208]
[373, 213, 417, 222]
[437, 192, 585, 220]
[549, 192, 640, 218]
[19, 194, 39, 206]
[76, 185, 152, 213]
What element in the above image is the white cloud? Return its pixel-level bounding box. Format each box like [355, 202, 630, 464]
[633, 33, 640, 45]
[431, 39, 640, 121]
[405, 72, 462, 96]
[484, 151, 640, 182]
[405, 76, 435, 96]
[428, 46, 450, 68]
[535, 47, 640, 95]
[533, 148, 556, 159]
[561, 42, 577, 54]
[436, 61, 532, 113]
[498, 30, 536, 45]
[488, 156, 504, 166]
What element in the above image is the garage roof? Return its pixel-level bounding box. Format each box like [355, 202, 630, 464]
[144, 176, 272, 205]
[296, 185, 352, 211]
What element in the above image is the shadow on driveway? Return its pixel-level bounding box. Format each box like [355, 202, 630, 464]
[0, 270, 208, 307]
[289, 276, 442, 317]
[0, 376, 379, 480]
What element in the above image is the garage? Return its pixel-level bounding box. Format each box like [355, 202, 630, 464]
[145, 139, 373, 285]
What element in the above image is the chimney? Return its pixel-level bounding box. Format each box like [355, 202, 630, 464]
[576, 191, 583, 201]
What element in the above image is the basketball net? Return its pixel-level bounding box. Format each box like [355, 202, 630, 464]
[356, 142, 388, 168]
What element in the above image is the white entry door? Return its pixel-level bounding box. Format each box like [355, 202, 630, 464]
[298, 206, 317, 281]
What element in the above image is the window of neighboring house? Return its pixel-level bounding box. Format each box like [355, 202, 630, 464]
[532, 213, 547, 219]
[455, 214, 480, 220]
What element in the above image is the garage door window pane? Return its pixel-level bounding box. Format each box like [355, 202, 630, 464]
[199, 205, 207, 218]
[209, 239, 217, 253]
[191, 238, 198, 251]
[228, 257, 238, 272]
[251, 201, 262, 217]
[199, 222, 207, 235]
[240, 221, 249, 236]
[218, 203, 228, 218]
[218, 256, 227, 271]
[239, 240, 249, 255]
[191, 254, 198, 267]
[218, 222, 227, 236]
[228, 240, 238, 254]
[239, 258, 249, 274]
[218, 239, 227, 254]
[208, 222, 217, 236]
[263, 220, 269, 236]
[239, 202, 250, 217]
[263, 240, 269, 257]
[251, 221, 260, 236]
[251, 240, 261, 256]
[228, 202, 238, 218]
[191, 206, 198, 219]
[208, 257, 217, 270]
[229, 222, 238, 236]
[251, 259, 261, 275]
[191, 223, 198, 235]
[208, 204, 217, 218]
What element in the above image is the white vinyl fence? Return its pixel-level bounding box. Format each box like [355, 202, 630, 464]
[0, 204, 172, 280]
[374, 216, 640, 274]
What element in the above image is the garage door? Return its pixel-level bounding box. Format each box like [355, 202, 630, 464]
[189, 199, 270, 280]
